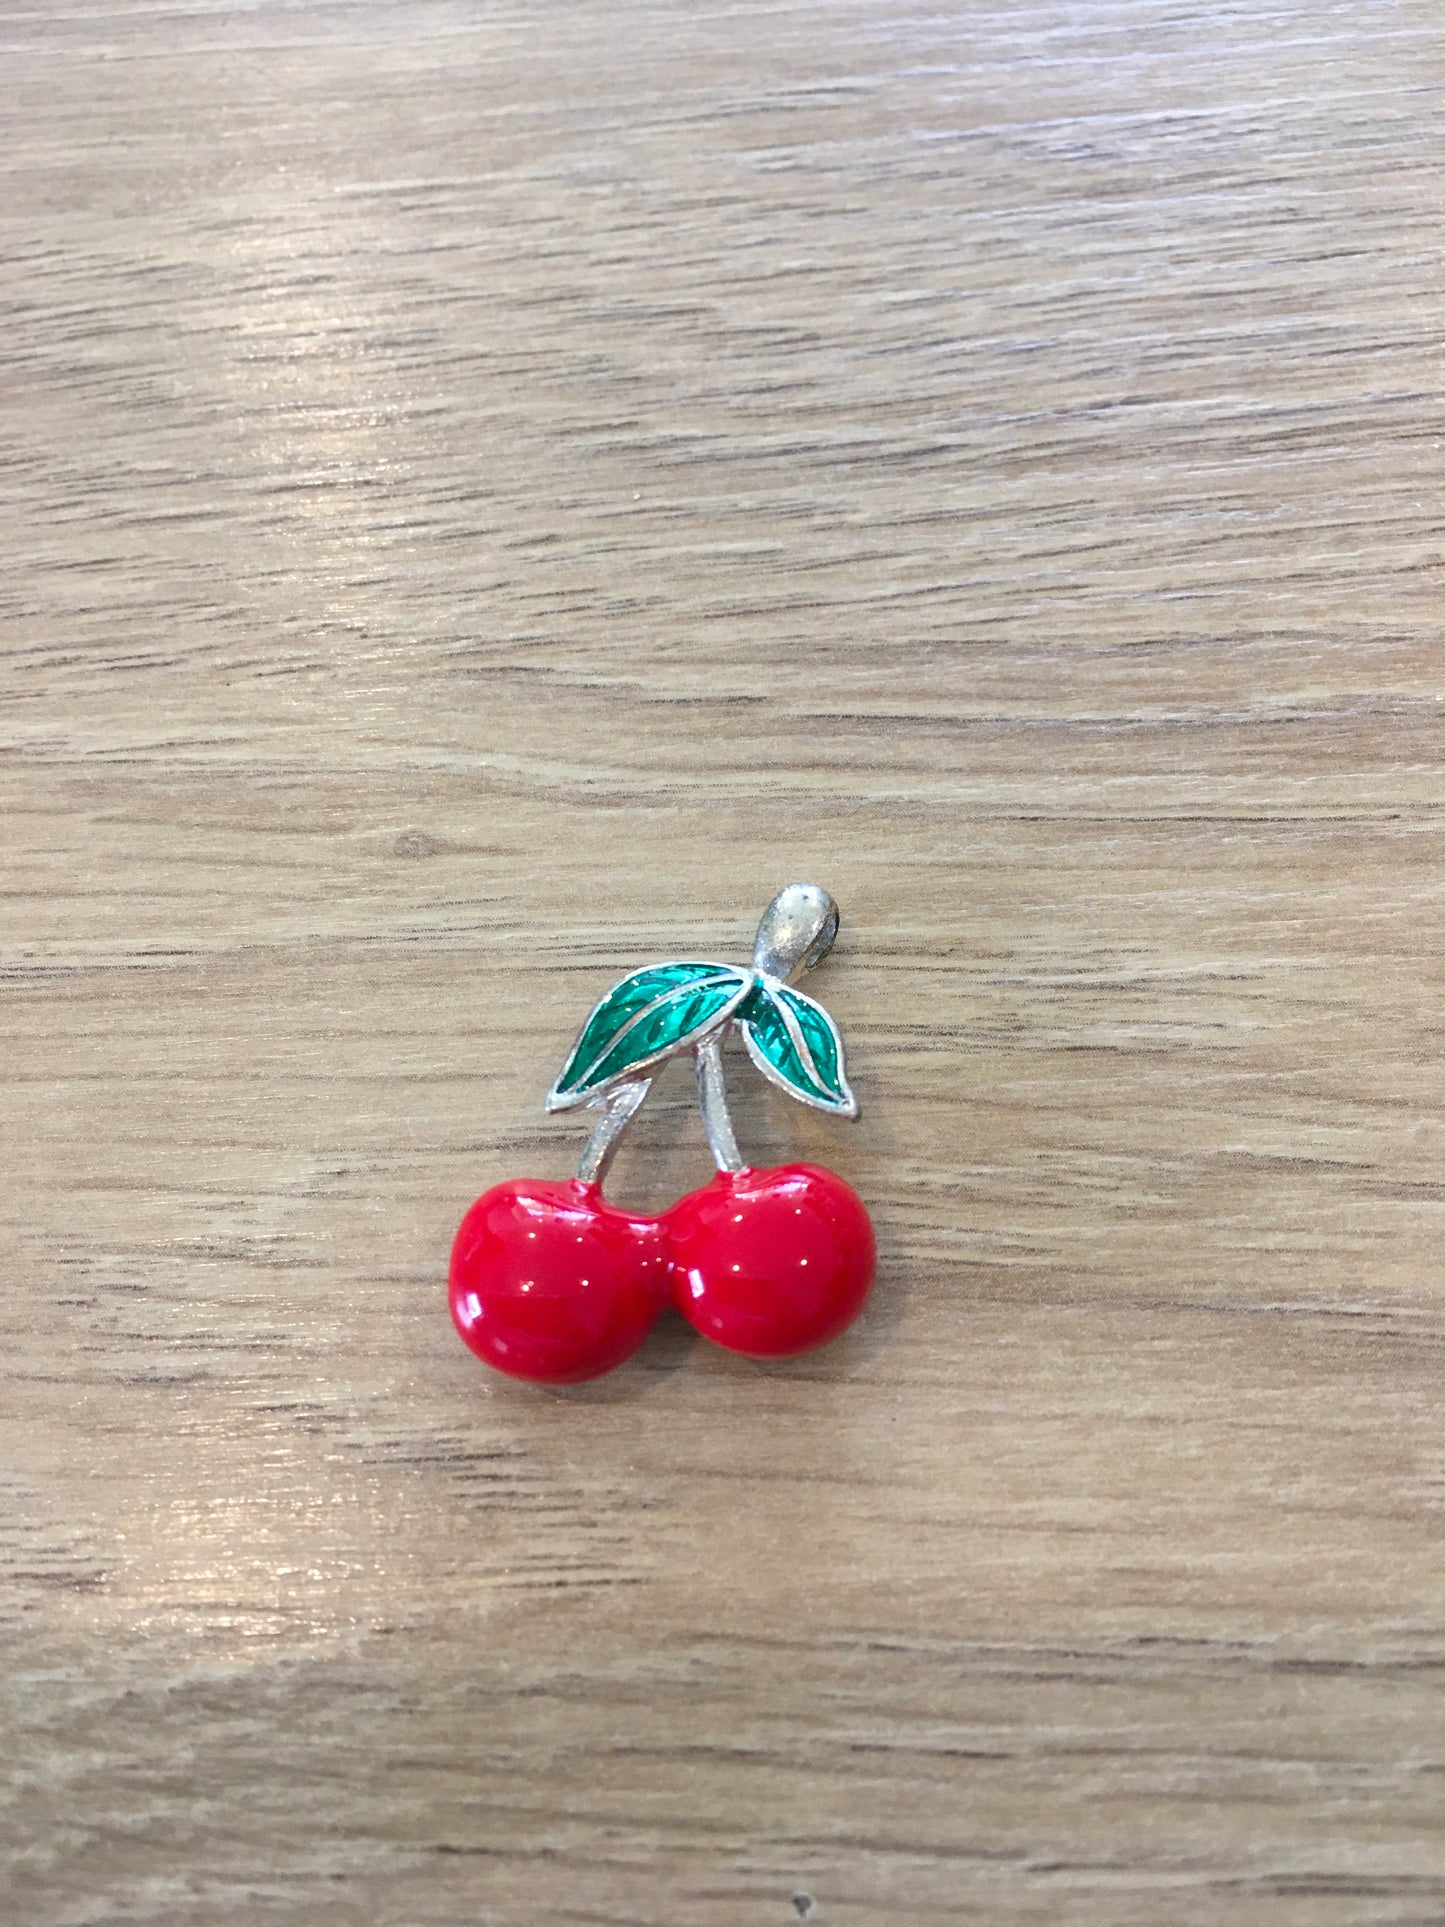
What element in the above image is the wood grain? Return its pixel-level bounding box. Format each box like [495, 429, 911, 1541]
[3, 3, 1442, 1921]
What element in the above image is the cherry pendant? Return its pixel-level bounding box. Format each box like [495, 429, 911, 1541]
[448, 883, 875, 1385]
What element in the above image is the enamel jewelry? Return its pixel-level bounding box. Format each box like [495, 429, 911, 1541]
[449, 883, 875, 1384]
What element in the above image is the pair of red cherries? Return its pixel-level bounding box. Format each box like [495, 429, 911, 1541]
[450, 1161, 874, 1384]
[448, 884, 876, 1386]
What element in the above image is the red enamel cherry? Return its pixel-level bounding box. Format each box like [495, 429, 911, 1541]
[449, 1178, 669, 1385]
[666, 1163, 875, 1359]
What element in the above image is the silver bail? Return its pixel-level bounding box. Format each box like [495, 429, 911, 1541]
[752, 882, 840, 983]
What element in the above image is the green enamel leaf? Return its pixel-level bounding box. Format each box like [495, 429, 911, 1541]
[737, 978, 858, 1117]
[547, 961, 751, 1110]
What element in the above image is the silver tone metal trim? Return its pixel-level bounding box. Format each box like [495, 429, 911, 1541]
[545, 962, 753, 1112]
[575, 1077, 652, 1184]
[694, 1031, 745, 1174]
[752, 883, 839, 984]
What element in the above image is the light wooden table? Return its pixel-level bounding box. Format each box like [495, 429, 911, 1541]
[3, 4, 1442, 1922]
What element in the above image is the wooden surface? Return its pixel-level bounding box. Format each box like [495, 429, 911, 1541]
[3, 3, 1443, 1921]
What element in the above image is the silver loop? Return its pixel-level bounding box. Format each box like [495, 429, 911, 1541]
[751, 883, 839, 983]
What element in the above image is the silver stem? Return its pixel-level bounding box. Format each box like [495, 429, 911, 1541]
[576, 1077, 651, 1185]
[694, 1032, 745, 1174]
